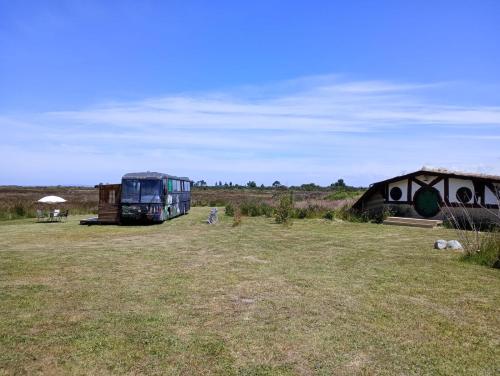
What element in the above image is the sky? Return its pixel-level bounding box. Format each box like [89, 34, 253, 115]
[1, 0, 499, 186]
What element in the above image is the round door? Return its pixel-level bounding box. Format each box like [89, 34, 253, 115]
[414, 187, 441, 218]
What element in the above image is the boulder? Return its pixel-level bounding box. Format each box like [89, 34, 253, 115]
[434, 239, 447, 250]
[447, 240, 463, 250]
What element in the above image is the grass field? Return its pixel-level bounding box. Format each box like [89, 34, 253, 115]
[0, 208, 499, 375]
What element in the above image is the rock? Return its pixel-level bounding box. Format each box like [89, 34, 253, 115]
[447, 240, 463, 250]
[434, 239, 447, 250]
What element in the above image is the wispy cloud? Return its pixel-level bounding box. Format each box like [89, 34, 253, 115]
[1, 75, 499, 185]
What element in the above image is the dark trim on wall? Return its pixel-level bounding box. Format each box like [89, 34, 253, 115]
[444, 177, 449, 205]
[386, 200, 413, 205]
[407, 178, 412, 202]
[384, 201, 499, 210]
[412, 178, 425, 187]
[440, 202, 499, 209]
[428, 176, 443, 187]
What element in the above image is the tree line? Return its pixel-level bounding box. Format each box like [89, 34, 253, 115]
[193, 179, 364, 190]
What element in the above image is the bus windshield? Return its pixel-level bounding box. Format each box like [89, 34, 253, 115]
[122, 179, 141, 203]
[140, 180, 162, 203]
[122, 179, 162, 203]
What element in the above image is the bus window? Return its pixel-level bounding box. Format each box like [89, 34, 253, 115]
[168, 179, 173, 192]
[122, 180, 141, 203]
[140, 180, 161, 203]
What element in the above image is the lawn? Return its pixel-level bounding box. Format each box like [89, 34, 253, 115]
[0, 208, 498, 375]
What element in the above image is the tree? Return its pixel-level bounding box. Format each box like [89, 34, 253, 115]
[195, 180, 207, 187]
[332, 179, 346, 188]
[247, 181, 257, 188]
[272, 180, 281, 188]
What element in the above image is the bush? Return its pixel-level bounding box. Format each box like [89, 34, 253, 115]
[291, 205, 326, 219]
[335, 205, 369, 223]
[239, 202, 273, 217]
[442, 203, 500, 268]
[260, 203, 274, 217]
[225, 204, 235, 217]
[294, 208, 308, 219]
[323, 210, 334, 220]
[461, 233, 500, 268]
[232, 211, 242, 227]
[275, 192, 293, 224]
[14, 204, 26, 217]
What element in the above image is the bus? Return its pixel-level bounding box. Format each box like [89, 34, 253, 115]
[120, 172, 192, 223]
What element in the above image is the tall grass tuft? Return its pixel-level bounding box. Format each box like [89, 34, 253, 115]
[274, 192, 294, 225]
[460, 233, 500, 268]
[442, 201, 500, 268]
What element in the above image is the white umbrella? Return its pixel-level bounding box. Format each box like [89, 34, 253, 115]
[38, 195, 67, 204]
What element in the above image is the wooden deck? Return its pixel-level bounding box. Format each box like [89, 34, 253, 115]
[383, 216, 443, 228]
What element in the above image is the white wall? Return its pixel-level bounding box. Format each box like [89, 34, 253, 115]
[485, 183, 500, 205]
[448, 178, 475, 204]
[388, 180, 408, 202]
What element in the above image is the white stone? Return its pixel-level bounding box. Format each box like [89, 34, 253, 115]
[447, 240, 463, 250]
[434, 239, 447, 250]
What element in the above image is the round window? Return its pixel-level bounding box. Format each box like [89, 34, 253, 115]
[390, 187, 403, 201]
[456, 187, 473, 203]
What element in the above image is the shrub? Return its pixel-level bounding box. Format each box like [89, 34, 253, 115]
[238, 202, 273, 217]
[14, 204, 26, 217]
[335, 204, 369, 223]
[225, 204, 235, 217]
[232, 210, 242, 227]
[461, 233, 500, 268]
[294, 208, 308, 219]
[260, 203, 274, 217]
[442, 201, 500, 268]
[275, 192, 294, 224]
[323, 210, 334, 220]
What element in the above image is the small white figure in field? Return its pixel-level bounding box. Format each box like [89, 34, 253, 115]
[207, 208, 218, 224]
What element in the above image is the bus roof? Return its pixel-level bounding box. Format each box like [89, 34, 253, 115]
[122, 172, 192, 182]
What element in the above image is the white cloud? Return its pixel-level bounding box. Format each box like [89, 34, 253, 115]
[1, 75, 499, 185]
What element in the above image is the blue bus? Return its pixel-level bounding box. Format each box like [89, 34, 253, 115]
[120, 172, 192, 223]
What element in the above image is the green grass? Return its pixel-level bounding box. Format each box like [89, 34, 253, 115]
[0, 208, 499, 375]
[461, 234, 500, 268]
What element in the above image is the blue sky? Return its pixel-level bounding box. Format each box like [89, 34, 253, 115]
[1, 1, 499, 186]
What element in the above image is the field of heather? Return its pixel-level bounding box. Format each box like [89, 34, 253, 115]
[0, 186, 364, 220]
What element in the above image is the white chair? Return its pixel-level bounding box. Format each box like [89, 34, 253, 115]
[51, 209, 61, 222]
